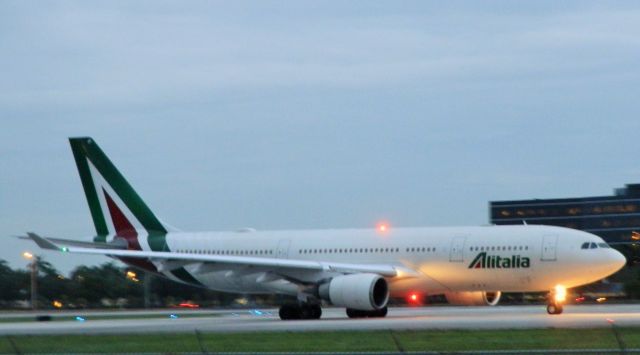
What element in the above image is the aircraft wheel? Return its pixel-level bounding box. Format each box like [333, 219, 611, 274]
[300, 304, 322, 320]
[310, 304, 322, 319]
[546, 303, 563, 315]
[346, 308, 364, 318]
[279, 304, 301, 320]
[373, 306, 388, 318]
[346, 307, 387, 318]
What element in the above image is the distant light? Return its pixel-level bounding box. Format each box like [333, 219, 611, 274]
[126, 271, 139, 282]
[376, 222, 390, 233]
[554, 285, 566, 303]
[22, 252, 33, 260]
[52, 300, 63, 308]
[61, 247, 69, 252]
[606, 318, 615, 324]
[169, 314, 178, 319]
[75, 316, 85, 322]
[596, 297, 607, 303]
[632, 231, 640, 241]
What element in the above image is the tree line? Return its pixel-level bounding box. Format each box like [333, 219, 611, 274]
[0, 258, 282, 309]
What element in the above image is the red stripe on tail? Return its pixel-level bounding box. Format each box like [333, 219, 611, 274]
[103, 188, 141, 250]
[103, 189, 158, 272]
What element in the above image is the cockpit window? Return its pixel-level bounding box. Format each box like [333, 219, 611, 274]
[581, 242, 590, 249]
[598, 243, 610, 248]
[590, 242, 598, 249]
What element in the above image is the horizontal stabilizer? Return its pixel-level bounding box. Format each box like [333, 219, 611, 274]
[20, 234, 127, 250]
[26, 232, 63, 251]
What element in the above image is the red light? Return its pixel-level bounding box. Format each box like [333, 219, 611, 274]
[407, 292, 421, 305]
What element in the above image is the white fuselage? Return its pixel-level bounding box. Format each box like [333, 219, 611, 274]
[156, 224, 625, 297]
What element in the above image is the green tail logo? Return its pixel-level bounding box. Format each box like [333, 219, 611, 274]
[69, 137, 171, 248]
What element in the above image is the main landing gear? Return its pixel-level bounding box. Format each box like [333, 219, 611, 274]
[279, 304, 322, 320]
[546, 285, 566, 315]
[346, 306, 388, 318]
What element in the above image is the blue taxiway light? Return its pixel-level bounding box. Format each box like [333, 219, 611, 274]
[169, 314, 178, 319]
[75, 316, 85, 322]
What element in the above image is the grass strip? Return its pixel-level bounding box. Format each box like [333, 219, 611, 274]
[4, 327, 640, 353]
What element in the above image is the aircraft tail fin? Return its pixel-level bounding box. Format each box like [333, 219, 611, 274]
[69, 137, 174, 245]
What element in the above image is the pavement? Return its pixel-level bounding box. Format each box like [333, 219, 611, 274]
[0, 304, 638, 335]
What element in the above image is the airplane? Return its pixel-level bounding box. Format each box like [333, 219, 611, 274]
[25, 137, 627, 319]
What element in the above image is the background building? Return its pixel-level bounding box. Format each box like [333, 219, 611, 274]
[490, 184, 640, 243]
[491, 184, 640, 298]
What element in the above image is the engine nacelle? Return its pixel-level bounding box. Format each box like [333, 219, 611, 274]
[444, 291, 502, 306]
[319, 273, 389, 311]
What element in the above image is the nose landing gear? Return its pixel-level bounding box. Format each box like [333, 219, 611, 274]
[547, 285, 566, 315]
[546, 302, 563, 315]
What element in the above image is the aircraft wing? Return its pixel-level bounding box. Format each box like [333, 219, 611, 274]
[25, 233, 417, 278]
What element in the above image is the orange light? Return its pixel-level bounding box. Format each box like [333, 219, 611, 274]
[376, 221, 390, 233]
[596, 297, 607, 303]
[554, 285, 566, 303]
[632, 231, 640, 241]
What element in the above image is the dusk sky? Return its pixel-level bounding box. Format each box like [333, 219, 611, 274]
[2, 1, 640, 273]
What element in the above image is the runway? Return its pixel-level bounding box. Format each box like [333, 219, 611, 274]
[0, 305, 638, 335]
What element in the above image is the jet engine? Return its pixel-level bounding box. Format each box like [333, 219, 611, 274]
[319, 273, 389, 311]
[444, 291, 502, 306]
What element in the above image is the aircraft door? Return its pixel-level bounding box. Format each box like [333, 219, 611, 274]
[449, 236, 466, 262]
[541, 234, 558, 261]
[276, 239, 291, 259]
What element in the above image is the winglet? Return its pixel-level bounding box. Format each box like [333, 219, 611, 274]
[26, 232, 66, 251]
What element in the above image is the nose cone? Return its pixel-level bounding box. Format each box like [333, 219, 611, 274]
[586, 248, 627, 282]
[610, 249, 627, 273]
